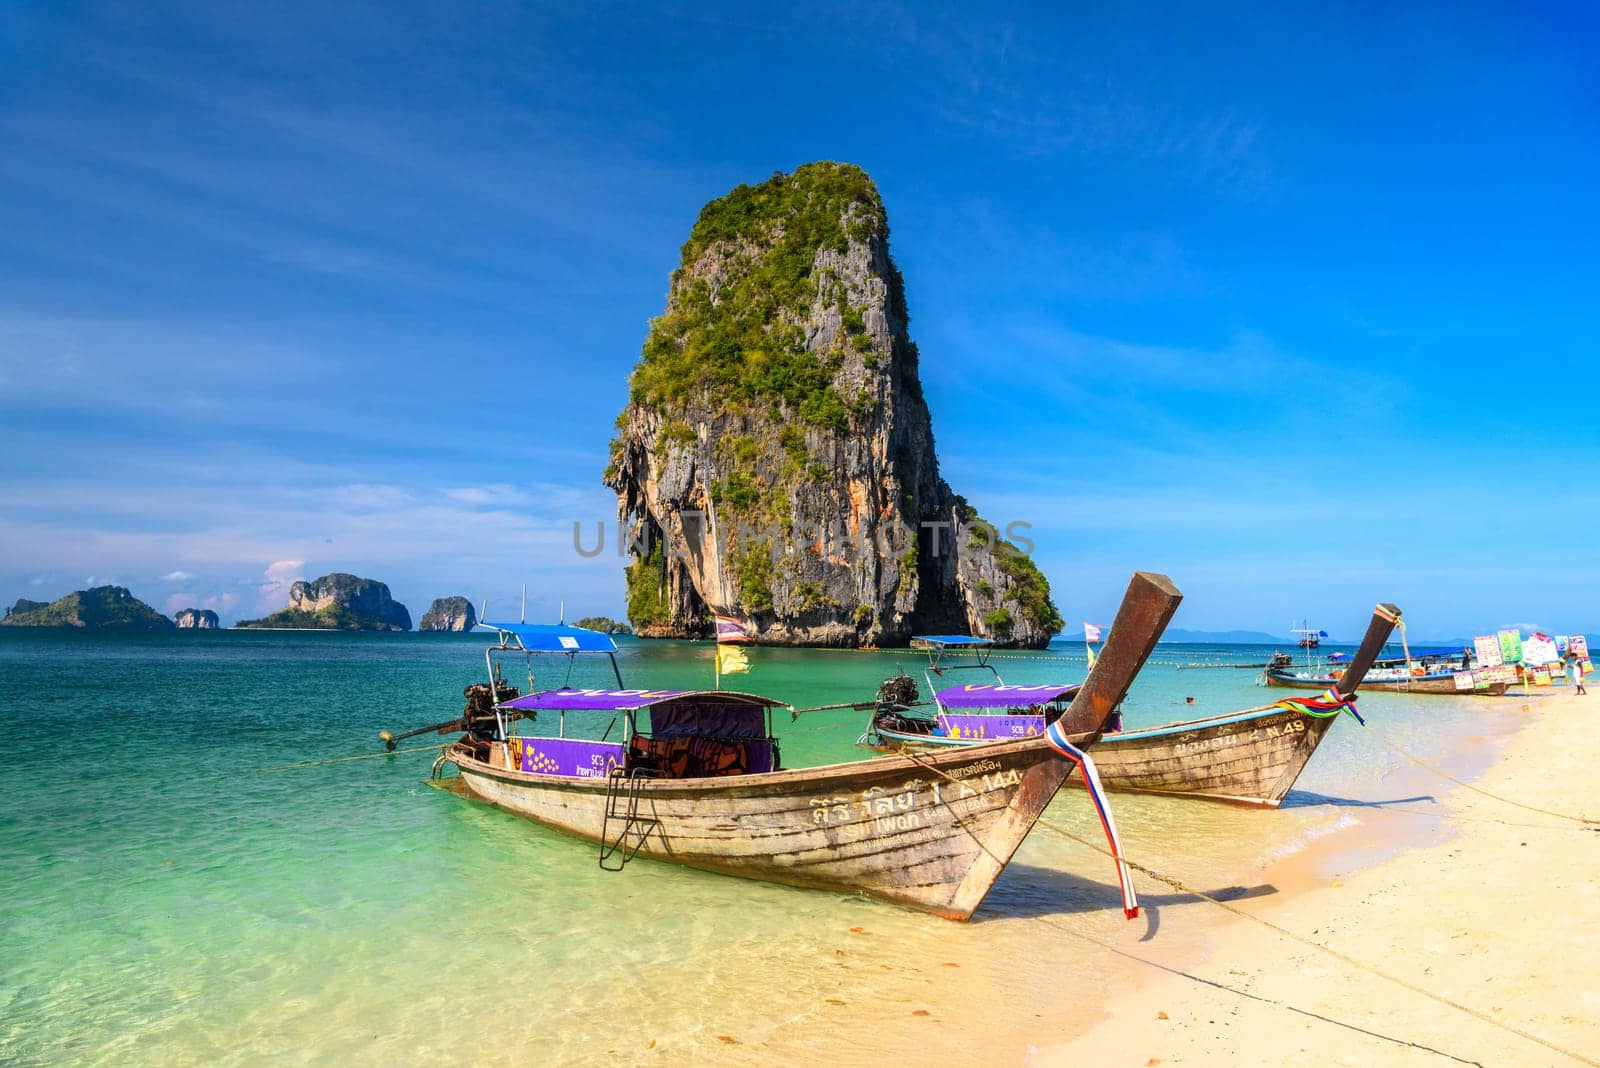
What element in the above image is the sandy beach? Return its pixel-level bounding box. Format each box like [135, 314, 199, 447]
[1038, 689, 1599, 1067]
[725, 690, 1596, 1068]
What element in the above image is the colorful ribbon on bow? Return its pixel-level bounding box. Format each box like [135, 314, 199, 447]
[1046, 720, 1140, 918]
[1274, 686, 1365, 725]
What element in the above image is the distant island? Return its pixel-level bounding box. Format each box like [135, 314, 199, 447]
[2, 586, 174, 630]
[174, 608, 220, 629]
[575, 615, 632, 635]
[237, 572, 412, 631]
[419, 596, 476, 632]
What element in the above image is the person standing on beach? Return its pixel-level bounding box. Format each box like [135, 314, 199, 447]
[1568, 651, 1588, 695]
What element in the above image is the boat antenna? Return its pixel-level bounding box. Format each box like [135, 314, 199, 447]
[521, 584, 527, 624]
[559, 600, 565, 625]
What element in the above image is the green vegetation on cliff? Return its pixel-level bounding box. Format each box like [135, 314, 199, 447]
[2, 586, 173, 630]
[236, 606, 405, 631]
[624, 162, 888, 428]
[995, 549, 1063, 635]
[574, 616, 632, 635]
[625, 540, 671, 631]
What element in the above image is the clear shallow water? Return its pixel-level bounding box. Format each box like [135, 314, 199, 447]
[0, 631, 1527, 1064]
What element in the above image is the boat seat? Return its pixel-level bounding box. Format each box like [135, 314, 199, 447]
[628, 734, 764, 779]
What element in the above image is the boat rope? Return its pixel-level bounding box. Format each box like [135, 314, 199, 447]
[1037, 916, 1486, 1066]
[1033, 816, 1600, 1068]
[1377, 604, 1414, 676]
[1272, 686, 1365, 725]
[1362, 727, 1598, 827]
[254, 742, 451, 773]
[897, 743, 1139, 918]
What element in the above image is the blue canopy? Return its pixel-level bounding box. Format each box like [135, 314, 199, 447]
[911, 635, 994, 648]
[477, 622, 618, 653]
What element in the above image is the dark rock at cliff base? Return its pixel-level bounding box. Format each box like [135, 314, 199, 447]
[2, 586, 174, 629]
[604, 162, 1062, 647]
[237, 572, 411, 631]
[174, 608, 220, 629]
[419, 596, 477, 632]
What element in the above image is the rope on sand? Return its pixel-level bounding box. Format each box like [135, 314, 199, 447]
[893, 745, 1596, 1067]
[254, 742, 450, 773]
[1033, 817, 1599, 1068]
[1363, 728, 1598, 827]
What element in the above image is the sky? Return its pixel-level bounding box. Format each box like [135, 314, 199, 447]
[0, 2, 1595, 639]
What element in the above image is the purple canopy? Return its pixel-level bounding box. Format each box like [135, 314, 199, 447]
[934, 683, 1078, 709]
[499, 688, 691, 711]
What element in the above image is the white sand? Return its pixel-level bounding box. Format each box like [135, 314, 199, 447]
[1038, 689, 1599, 1066]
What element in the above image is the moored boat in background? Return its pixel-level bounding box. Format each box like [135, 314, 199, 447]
[859, 604, 1403, 806]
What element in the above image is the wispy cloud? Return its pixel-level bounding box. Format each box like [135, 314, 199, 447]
[257, 560, 305, 614]
[159, 570, 193, 582]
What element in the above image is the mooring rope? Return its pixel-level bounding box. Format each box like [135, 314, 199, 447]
[1035, 916, 1486, 1066]
[1363, 727, 1598, 827]
[1033, 816, 1598, 1067]
[892, 744, 1595, 1067]
[254, 742, 450, 773]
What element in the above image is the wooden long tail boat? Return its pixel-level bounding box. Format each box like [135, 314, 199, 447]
[858, 604, 1403, 807]
[1261, 667, 1511, 696]
[423, 571, 1183, 920]
[1082, 602, 1399, 806]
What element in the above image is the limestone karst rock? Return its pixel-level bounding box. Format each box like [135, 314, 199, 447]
[237, 572, 411, 631]
[605, 162, 1061, 647]
[1, 586, 174, 629]
[419, 596, 477, 632]
[174, 608, 220, 629]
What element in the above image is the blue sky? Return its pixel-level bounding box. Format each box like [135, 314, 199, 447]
[1, 2, 1595, 638]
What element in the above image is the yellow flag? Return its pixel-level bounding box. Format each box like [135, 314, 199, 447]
[716, 644, 750, 675]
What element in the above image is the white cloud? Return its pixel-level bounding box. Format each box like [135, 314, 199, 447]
[257, 559, 306, 613]
[160, 570, 193, 581]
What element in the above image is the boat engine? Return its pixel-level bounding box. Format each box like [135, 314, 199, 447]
[462, 680, 521, 734]
[877, 674, 920, 709]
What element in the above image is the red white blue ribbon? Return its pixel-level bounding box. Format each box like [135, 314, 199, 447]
[1047, 720, 1140, 918]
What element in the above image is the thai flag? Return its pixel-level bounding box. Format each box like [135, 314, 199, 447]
[1084, 622, 1103, 642]
[715, 615, 751, 644]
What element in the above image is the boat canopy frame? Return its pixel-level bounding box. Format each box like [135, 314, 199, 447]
[909, 634, 1003, 709]
[475, 622, 627, 750]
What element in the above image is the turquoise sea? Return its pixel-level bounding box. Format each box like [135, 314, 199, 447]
[0, 631, 1529, 1064]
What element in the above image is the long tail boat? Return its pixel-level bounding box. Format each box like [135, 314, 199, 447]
[1082, 603, 1399, 806]
[852, 604, 1402, 807]
[1262, 662, 1511, 696]
[409, 571, 1182, 920]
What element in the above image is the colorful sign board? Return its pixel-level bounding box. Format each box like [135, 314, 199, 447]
[1522, 635, 1560, 667]
[1572, 635, 1590, 659]
[1498, 629, 1524, 664]
[1474, 635, 1503, 668]
[510, 736, 624, 778]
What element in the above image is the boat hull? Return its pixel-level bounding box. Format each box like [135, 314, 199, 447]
[1088, 706, 1334, 806]
[1263, 668, 1510, 696]
[448, 732, 1086, 920]
[873, 706, 1336, 806]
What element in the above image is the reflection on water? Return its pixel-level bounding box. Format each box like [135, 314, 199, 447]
[0, 631, 1528, 1063]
